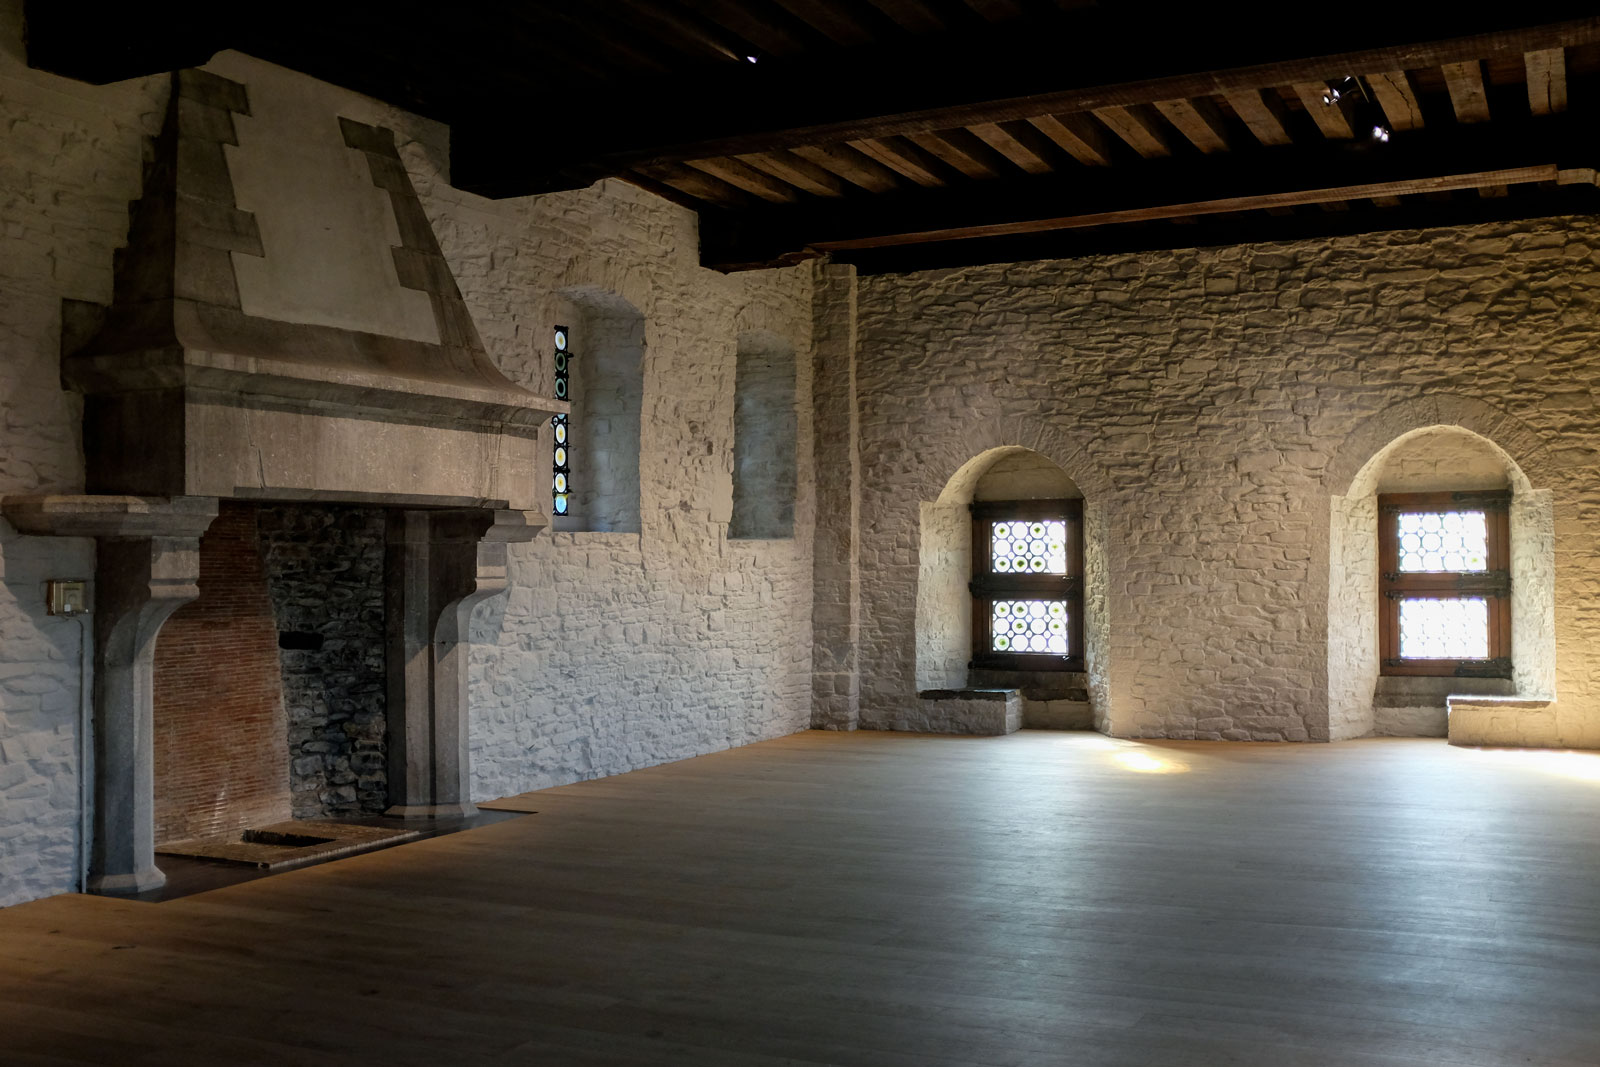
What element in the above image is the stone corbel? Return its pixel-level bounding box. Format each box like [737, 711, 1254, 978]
[1, 494, 219, 895]
[385, 508, 542, 818]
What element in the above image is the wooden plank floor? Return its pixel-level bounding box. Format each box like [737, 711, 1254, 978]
[4, 730, 1600, 1066]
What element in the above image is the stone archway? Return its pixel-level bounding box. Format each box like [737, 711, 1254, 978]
[1327, 398, 1556, 740]
[913, 434, 1115, 733]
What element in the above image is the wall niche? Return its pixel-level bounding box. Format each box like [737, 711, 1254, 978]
[730, 330, 797, 540]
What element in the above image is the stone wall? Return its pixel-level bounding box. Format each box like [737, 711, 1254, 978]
[0, 2, 166, 905]
[854, 220, 1600, 743]
[257, 505, 387, 818]
[0, 26, 814, 906]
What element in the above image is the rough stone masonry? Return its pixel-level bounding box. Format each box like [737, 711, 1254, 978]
[4, 0, 1600, 911]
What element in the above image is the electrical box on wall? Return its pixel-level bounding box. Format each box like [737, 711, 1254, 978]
[46, 579, 89, 616]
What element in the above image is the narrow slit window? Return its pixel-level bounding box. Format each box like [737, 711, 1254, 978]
[552, 325, 570, 517]
[1378, 490, 1511, 678]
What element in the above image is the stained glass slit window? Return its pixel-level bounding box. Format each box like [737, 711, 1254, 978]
[1378, 491, 1510, 678]
[552, 325, 571, 517]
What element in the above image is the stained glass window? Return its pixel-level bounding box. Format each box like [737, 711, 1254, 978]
[1378, 490, 1510, 677]
[552, 326, 571, 517]
[990, 599, 1070, 654]
[990, 520, 1067, 574]
[970, 499, 1083, 670]
[1396, 511, 1488, 572]
[1397, 598, 1489, 660]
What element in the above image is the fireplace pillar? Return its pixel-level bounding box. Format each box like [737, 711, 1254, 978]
[385, 508, 541, 818]
[0, 495, 218, 895]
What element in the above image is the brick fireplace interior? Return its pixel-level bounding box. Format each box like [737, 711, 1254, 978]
[153, 501, 388, 846]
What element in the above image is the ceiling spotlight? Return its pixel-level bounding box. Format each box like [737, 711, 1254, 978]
[1323, 76, 1360, 107]
[1371, 124, 1391, 143]
[746, 55, 759, 63]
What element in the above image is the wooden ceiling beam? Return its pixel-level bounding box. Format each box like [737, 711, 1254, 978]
[848, 136, 953, 185]
[1026, 113, 1114, 166]
[738, 150, 853, 196]
[767, 0, 879, 46]
[1367, 71, 1426, 131]
[615, 0, 763, 64]
[454, 11, 1600, 195]
[1221, 89, 1294, 146]
[862, 0, 948, 34]
[811, 166, 1553, 248]
[791, 143, 905, 192]
[1092, 105, 1174, 158]
[1443, 60, 1493, 123]
[837, 183, 1600, 275]
[683, 157, 805, 201]
[1154, 97, 1233, 154]
[1526, 48, 1569, 114]
[673, 0, 818, 56]
[958, 0, 1028, 20]
[702, 112, 1586, 266]
[632, 162, 756, 208]
[969, 120, 1062, 174]
[514, 4, 679, 76]
[608, 0, 738, 64]
[906, 129, 1012, 178]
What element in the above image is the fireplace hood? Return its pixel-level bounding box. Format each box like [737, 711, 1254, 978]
[63, 64, 561, 511]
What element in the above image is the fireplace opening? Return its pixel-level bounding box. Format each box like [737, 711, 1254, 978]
[257, 505, 388, 820]
[152, 502, 389, 854]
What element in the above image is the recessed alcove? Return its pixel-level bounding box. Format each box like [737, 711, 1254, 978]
[916, 447, 1099, 730]
[1328, 425, 1555, 739]
[729, 330, 797, 540]
[551, 288, 645, 534]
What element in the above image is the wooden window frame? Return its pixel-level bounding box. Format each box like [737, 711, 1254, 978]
[1378, 490, 1511, 678]
[970, 498, 1084, 672]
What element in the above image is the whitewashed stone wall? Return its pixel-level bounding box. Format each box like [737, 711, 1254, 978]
[0, 20, 812, 905]
[855, 221, 1600, 743]
[0, 5, 166, 907]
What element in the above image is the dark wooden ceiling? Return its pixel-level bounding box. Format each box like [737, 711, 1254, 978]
[25, 1, 1600, 273]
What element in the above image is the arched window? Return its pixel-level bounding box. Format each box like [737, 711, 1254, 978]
[1328, 423, 1552, 740]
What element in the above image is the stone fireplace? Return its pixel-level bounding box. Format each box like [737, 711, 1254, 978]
[2, 60, 562, 894]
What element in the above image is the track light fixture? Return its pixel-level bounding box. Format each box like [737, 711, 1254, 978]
[1321, 75, 1392, 144]
[1321, 77, 1358, 106]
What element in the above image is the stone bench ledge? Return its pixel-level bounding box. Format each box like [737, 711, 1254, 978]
[913, 688, 1022, 736]
[1446, 695, 1558, 748]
